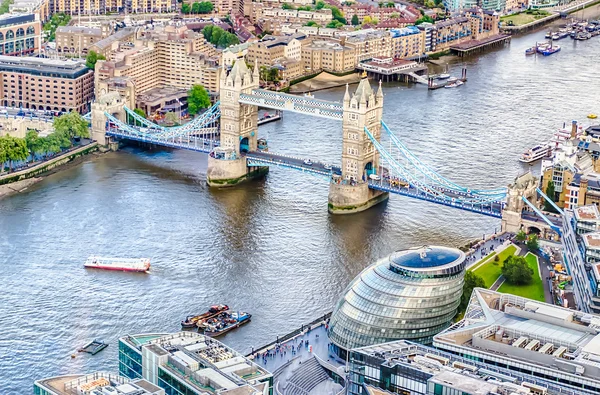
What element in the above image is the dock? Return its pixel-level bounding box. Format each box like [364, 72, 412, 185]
[450, 34, 511, 57]
[357, 57, 428, 83]
[427, 68, 468, 90]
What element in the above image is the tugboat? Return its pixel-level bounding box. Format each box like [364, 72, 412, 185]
[181, 304, 229, 328]
[199, 310, 252, 337]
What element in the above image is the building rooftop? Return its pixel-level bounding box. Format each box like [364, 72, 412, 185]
[121, 332, 272, 395]
[0, 12, 35, 27]
[583, 233, 600, 249]
[57, 26, 102, 36]
[34, 372, 164, 395]
[574, 204, 600, 221]
[0, 55, 89, 78]
[433, 288, 600, 394]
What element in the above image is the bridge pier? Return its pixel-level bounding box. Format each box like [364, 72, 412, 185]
[206, 156, 268, 187]
[328, 182, 388, 214]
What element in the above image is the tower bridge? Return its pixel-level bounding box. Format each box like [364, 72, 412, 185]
[87, 58, 558, 231]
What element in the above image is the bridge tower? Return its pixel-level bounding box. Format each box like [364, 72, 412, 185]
[91, 92, 126, 149]
[207, 57, 267, 187]
[501, 172, 538, 233]
[328, 75, 389, 214]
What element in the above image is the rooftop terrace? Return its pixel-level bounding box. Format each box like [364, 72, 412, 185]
[34, 372, 163, 395]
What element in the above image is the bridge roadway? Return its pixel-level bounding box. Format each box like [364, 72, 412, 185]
[245, 150, 341, 177]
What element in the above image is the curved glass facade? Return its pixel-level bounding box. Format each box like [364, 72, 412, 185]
[328, 246, 465, 356]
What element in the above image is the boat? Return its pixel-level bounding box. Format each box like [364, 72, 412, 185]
[552, 33, 560, 40]
[525, 47, 536, 55]
[559, 31, 569, 39]
[444, 80, 463, 89]
[437, 73, 450, 79]
[181, 304, 229, 328]
[519, 144, 552, 163]
[199, 310, 252, 337]
[539, 45, 560, 56]
[588, 114, 598, 119]
[545, 31, 552, 38]
[78, 340, 108, 355]
[84, 256, 150, 272]
[447, 76, 458, 83]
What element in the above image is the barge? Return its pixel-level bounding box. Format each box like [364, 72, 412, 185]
[181, 304, 229, 328]
[84, 256, 151, 273]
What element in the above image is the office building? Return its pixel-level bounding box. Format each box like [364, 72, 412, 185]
[119, 332, 272, 395]
[433, 288, 600, 395]
[562, 205, 600, 314]
[348, 339, 576, 395]
[0, 13, 41, 56]
[34, 371, 164, 395]
[0, 56, 93, 113]
[328, 246, 466, 359]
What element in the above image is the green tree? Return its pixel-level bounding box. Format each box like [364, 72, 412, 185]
[1, 135, 28, 171]
[305, 20, 319, 27]
[390, 12, 399, 18]
[85, 50, 106, 69]
[297, 5, 312, 10]
[502, 255, 533, 285]
[202, 24, 214, 41]
[543, 180, 557, 213]
[415, 15, 434, 24]
[197, 1, 213, 12]
[187, 85, 211, 115]
[460, 271, 485, 313]
[351, 14, 359, 25]
[326, 20, 344, 28]
[53, 112, 90, 145]
[202, 25, 239, 48]
[42, 12, 71, 42]
[134, 108, 146, 118]
[164, 111, 179, 125]
[526, 234, 539, 252]
[281, 2, 295, 9]
[315, 0, 325, 9]
[386, 1, 395, 6]
[324, 5, 346, 24]
[181, 3, 190, 13]
[516, 230, 527, 242]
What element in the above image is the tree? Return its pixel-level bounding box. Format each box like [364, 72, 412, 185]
[281, 2, 295, 9]
[42, 12, 71, 42]
[202, 25, 239, 48]
[315, 0, 325, 9]
[502, 255, 533, 285]
[164, 111, 179, 125]
[1, 135, 28, 171]
[526, 234, 539, 252]
[187, 85, 211, 115]
[386, 1, 395, 6]
[197, 1, 213, 12]
[516, 230, 527, 242]
[390, 12, 399, 18]
[415, 15, 434, 24]
[181, 3, 190, 13]
[325, 5, 346, 24]
[53, 112, 90, 145]
[543, 181, 557, 213]
[351, 14, 359, 25]
[85, 50, 106, 69]
[305, 20, 319, 27]
[326, 20, 344, 28]
[134, 108, 146, 118]
[362, 15, 374, 25]
[202, 24, 214, 41]
[297, 5, 312, 10]
[460, 271, 485, 313]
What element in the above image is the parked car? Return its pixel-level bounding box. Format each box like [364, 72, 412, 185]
[369, 174, 381, 181]
[303, 159, 313, 166]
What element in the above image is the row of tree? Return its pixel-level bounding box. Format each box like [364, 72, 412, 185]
[85, 50, 106, 69]
[181, 1, 213, 14]
[43, 12, 71, 42]
[201, 25, 239, 49]
[0, 112, 89, 172]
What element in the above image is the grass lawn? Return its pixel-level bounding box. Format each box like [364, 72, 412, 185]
[470, 245, 517, 288]
[497, 252, 545, 302]
[500, 12, 549, 26]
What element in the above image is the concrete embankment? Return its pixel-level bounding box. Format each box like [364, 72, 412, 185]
[289, 72, 362, 94]
[0, 142, 98, 198]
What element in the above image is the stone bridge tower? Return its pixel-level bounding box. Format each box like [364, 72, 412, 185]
[328, 75, 389, 214]
[206, 58, 267, 187]
[91, 92, 126, 147]
[501, 172, 538, 233]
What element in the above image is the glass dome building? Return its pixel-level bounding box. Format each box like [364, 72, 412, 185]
[327, 245, 466, 358]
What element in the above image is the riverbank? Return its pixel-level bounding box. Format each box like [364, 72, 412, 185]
[0, 142, 98, 198]
[289, 72, 362, 94]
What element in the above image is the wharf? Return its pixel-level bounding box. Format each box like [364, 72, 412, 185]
[357, 57, 428, 83]
[450, 34, 511, 57]
[427, 67, 468, 90]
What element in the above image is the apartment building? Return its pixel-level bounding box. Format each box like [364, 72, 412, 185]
[213, 0, 244, 16]
[301, 40, 355, 74]
[0, 13, 41, 56]
[44, 0, 176, 15]
[246, 34, 304, 66]
[0, 56, 93, 113]
[337, 29, 393, 63]
[88, 28, 136, 58]
[390, 26, 425, 59]
[259, 6, 333, 24]
[55, 25, 108, 55]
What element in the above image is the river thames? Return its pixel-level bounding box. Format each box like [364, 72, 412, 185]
[1, 21, 599, 393]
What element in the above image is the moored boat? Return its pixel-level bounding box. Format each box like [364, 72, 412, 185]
[519, 144, 552, 163]
[525, 47, 536, 55]
[444, 80, 463, 88]
[545, 31, 552, 38]
[540, 45, 560, 56]
[84, 256, 150, 272]
[78, 340, 108, 355]
[181, 304, 229, 328]
[200, 311, 252, 337]
[437, 73, 450, 79]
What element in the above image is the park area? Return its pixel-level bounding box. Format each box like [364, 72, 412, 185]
[468, 245, 545, 302]
[500, 10, 551, 26]
[498, 253, 545, 302]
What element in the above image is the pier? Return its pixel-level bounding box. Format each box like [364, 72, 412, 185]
[450, 34, 512, 57]
[357, 57, 428, 83]
[427, 68, 468, 90]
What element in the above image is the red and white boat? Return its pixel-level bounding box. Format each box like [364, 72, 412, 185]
[84, 256, 150, 272]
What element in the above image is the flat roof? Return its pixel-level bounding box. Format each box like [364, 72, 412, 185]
[583, 233, 600, 249]
[0, 55, 89, 78]
[574, 205, 600, 221]
[429, 370, 498, 394]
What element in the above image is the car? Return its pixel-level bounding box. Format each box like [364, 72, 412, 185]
[303, 159, 313, 166]
[324, 164, 332, 170]
[369, 174, 381, 181]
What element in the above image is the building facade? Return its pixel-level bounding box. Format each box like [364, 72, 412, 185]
[55, 25, 108, 55]
[301, 40, 355, 74]
[0, 56, 93, 113]
[118, 332, 272, 395]
[46, 0, 177, 14]
[0, 13, 40, 56]
[328, 245, 466, 359]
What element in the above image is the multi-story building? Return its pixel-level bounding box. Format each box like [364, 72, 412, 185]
[88, 28, 136, 58]
[390, 25, 426, 59]
[55, 23, 112, 55]
[34, 371, 164, 395]
[337, 29, 393, 63]
[45, 0, 176, 15]
[118, 331, 272, 395]
[0, 13, 41, 56]
[0, 56, 93, 113]
[434, 17, 472, 51]
[433, 288, 600, 395]
[246, 35, 303, 65]
[213, 0, 244, 16]
[221, 42, 251, 66]
[301, 40, 355, 74]
[260, 7, 333, 25]
[562, 205, 600, 314]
